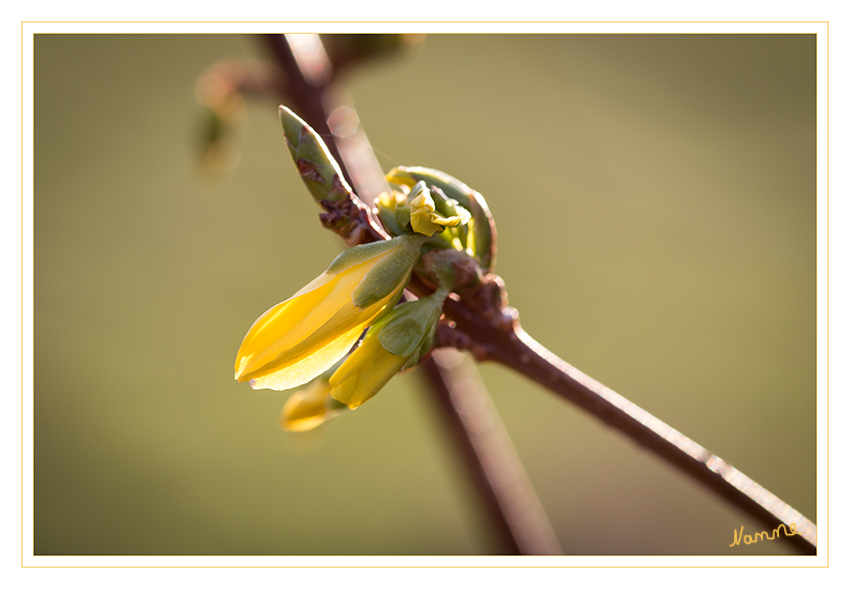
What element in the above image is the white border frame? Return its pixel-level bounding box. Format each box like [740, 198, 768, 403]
[19, 20, 829, 570]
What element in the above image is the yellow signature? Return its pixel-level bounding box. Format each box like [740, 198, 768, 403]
[729, 523, 798, 547]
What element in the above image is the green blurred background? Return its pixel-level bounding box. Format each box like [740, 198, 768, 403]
[33, 33, 816, 556]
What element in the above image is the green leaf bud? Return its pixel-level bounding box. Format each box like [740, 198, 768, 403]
[279, 105, 353, 203]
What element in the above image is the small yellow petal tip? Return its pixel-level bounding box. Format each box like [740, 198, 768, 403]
[279, 380, 345, 432]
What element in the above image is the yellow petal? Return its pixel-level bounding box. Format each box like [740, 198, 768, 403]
[235, 260, 396, 388]
[234, 271, 335, 375]
[236, 269, 357, 377]
[429, 214, 462, 228]
[410, 209, 441, 237]
[408, 190, 462, 236]
[410, 191, 435, 213]
[329, 335, 407, 409]
[279, 381, 335, 432]
[247, 321, 365, 391]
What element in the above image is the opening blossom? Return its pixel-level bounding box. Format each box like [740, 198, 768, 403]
[234, 234, 425, 391]
[407, 181, 471, 237]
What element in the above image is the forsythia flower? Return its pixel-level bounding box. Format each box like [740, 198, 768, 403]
[329, 290, 447, 409]
[234, 234, 425, 391]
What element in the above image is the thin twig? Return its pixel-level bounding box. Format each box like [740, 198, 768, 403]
[440, 296, 818, 555]
[262, 33, 560, 555]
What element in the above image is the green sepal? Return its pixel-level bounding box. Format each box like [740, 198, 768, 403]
[327, 236, 407, 275]
[376, 295, 444, 358]
[349, 235, 426, 308]
[376, 206, 404, 237]
[395, 202, 411, 230]
[401, 327, 435, 370]
[429, 186, 471, 247]
[352, 248, 414, 308]
[279, 105, 353, 204]
[372, 200, 398, 236]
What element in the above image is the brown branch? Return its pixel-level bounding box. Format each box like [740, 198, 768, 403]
[439, 295, 818, 555]
[262, 33, 560, 555]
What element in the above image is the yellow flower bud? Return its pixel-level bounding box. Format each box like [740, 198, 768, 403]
[279, 379, 342, 432]
[328, 333, 408, 409]
[329, 290, 447, 409]
[234, 235, 424, 391]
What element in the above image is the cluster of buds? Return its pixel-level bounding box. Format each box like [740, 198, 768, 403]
[234, 107, 496, 431]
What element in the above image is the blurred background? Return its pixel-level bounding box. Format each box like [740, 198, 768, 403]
[33, 33, 816, 555]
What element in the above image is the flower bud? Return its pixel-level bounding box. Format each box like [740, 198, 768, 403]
[234, 234, 426, 391]
[407, 181, 470, 237]
[329, 291, 447, 409]
[386, 166, 496, 271]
